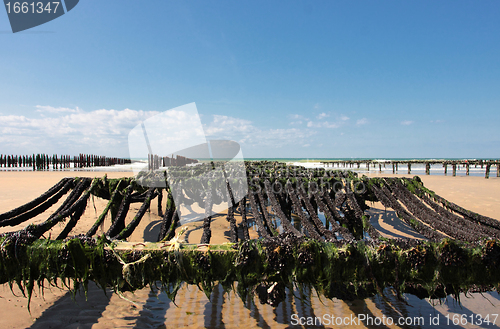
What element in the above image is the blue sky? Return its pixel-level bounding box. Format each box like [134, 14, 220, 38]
[1, 1, 499, 158]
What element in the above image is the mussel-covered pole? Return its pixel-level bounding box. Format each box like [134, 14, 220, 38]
[443, 163, 447, 175]
[452, 163, 457, 176]
[407, 163, 411, 174]
[425, 163, 430, 175]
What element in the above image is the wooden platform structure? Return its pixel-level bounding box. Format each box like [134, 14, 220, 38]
[320, 159, 500, 178]
[1, 161, 500, 307]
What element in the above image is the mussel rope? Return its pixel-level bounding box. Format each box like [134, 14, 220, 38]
[86, 180, 124, 236]
[257, 189, 279, 236]
[28, 178, 94, 238]
[56, 179, 99, 239]
[158, 190, 175, 242]
[226, 199, 238, 243]
[264, 179, 302, 237]
[296, 187, 335, 240]
[247, 190, 272, 238]
[370, 184, 443, 242]
[313, 192, 351, 240]
[106, 185, 133, 237]
[239, 197, 250, 241]
[286, 182, 321, 240]
[387, 179, 473, 242]
[0, 177, 71, 221]
[114, 188, 157, 240]
[0, 178, 73, 227]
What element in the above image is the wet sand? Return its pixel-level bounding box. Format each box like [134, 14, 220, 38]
[1, 171, 500, 328]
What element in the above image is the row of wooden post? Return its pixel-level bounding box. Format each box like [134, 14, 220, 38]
[322, 160, 500, 179]
[148, 154, 198, 171]
[0, 154, 131, 171]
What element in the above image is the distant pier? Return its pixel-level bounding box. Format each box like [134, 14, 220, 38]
[319, 159, 500, 178]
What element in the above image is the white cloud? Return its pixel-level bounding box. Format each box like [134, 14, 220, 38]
[0, 106, 159, 155]
[204, 115, 253, 136]
[317, 112, 329, 120]
[1, 105, 374, 157]
[36, 105, 81, 114]
[205, 115, 316, 148]
[289, 114, 304, 120]
[305, 113, 351, 129]
[356, 118, 368, 126]
[314, 103, 321, 109]
[401, 120, 414, 125]
[289, 114, 307, 126]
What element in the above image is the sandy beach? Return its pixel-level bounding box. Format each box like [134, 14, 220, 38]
[1, 170, 500, 328]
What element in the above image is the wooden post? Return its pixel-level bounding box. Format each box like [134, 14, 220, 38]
[425, 163, 430, 175]
[452, 163, 457, 177]
[485, 163, 491, 179]
[407, 163, 411, 174]
[392, 163, 395, 174]
[396, 163, 398, 172]
[444, 163, 447, 175]
[466, 163, 470, 176]
[157, 189, 163, 216]
[497, 162, 500, 178]
[379, 163, 382, 172]
[366, 162, 369, 171]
